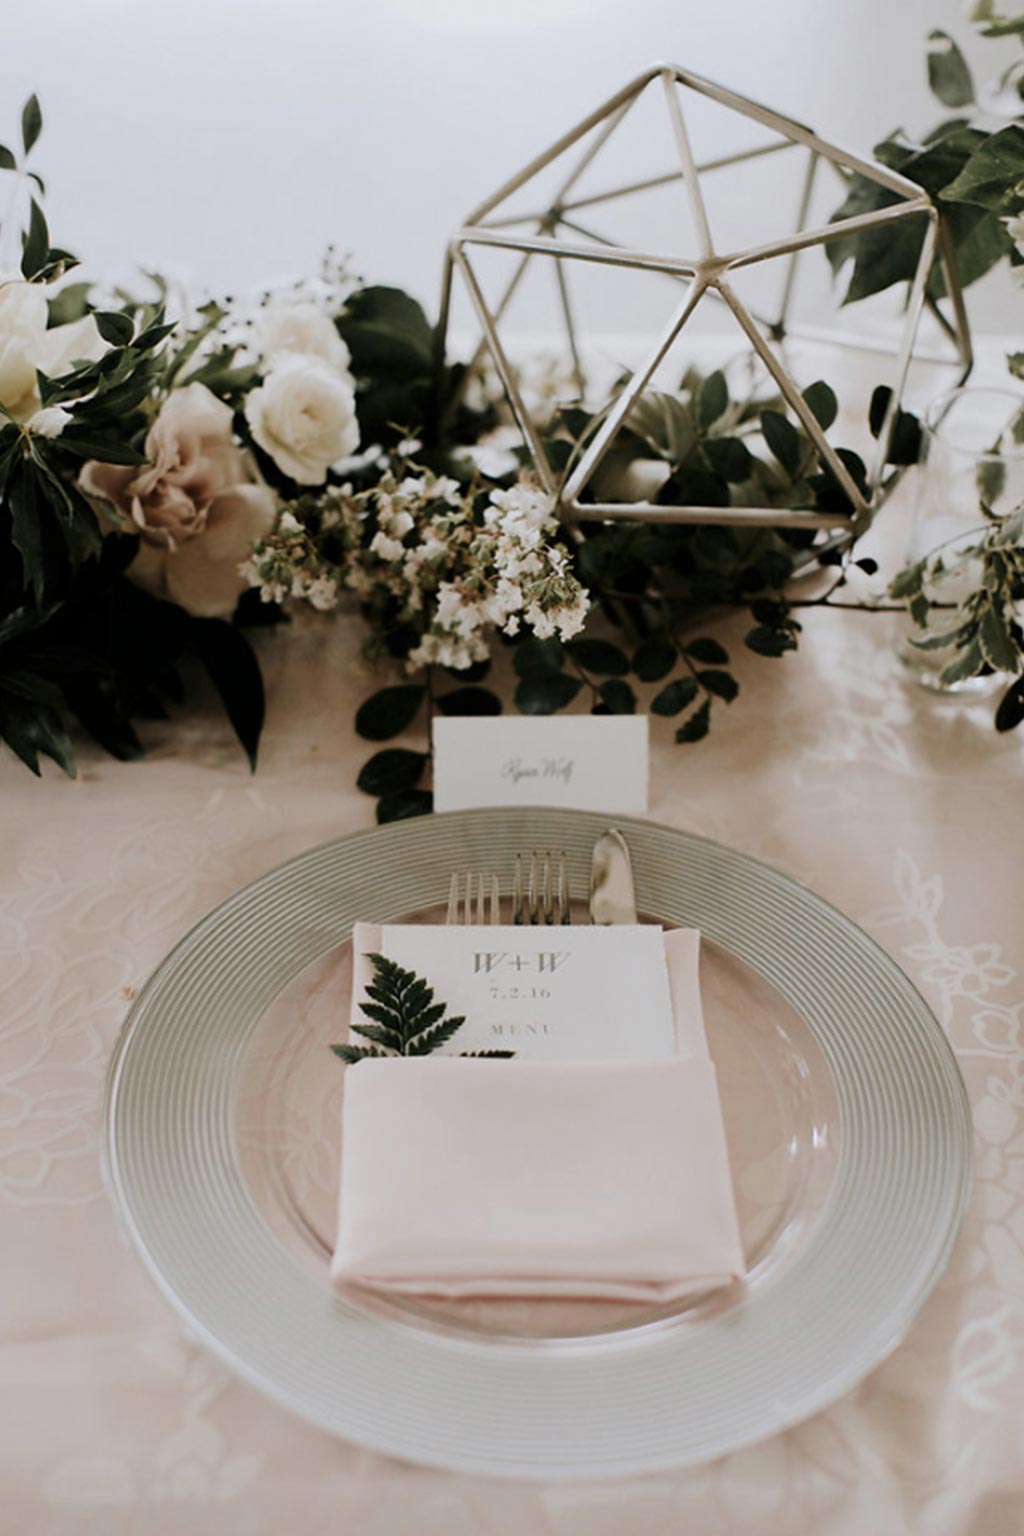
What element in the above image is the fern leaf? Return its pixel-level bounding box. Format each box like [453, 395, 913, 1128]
[406, 1015, 466, 1056]
[358, 1001, 404, 1031]
[330, 1042, 388, 1064]
[350, 1022, 405, 1050]
[401, 1001, 448, 1040]
[333, 954, 516, 1066]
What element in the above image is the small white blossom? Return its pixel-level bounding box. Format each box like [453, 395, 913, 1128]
[370, 530, 405, 562]
[307, 575, 339, 611]
[24, 404, 72, 439]
[279, 511, 303, 535]
[387, 509, 415, 538]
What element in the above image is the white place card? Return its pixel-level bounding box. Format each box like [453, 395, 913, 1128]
[432, 715, 648, 814]
[377, 924, 675, 1060]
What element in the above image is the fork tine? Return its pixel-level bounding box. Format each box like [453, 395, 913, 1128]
[529, 851, 540, 924]
[474, 873, 485, 925]
[542, 849, 554, 924]
[513, 853, 524, 925]
[447, 872, 459, 924]
[559, 851, 570, 924]
[489, 873, 500, 925]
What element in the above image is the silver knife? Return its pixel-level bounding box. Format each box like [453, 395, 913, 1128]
[589, 829, 638, 925]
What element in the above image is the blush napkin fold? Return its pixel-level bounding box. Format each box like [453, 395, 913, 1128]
[331, 926, 745, 1303]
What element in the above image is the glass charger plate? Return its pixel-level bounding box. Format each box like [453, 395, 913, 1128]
[103, 808, 971, 1479]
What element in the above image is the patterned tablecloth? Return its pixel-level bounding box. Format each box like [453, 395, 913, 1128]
[3, 495, 1023, 1535]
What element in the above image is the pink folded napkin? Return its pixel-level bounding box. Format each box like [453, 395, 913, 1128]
[332, 1056, 744, 1301]
[331, 924, 744, 1302]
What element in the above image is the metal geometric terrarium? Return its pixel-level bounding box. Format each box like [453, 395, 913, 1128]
[437, 62, 973, 532]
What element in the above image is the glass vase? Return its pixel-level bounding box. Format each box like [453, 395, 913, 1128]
[900, 385, 1024, 693]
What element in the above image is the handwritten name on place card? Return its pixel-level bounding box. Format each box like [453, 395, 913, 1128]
[378, 925, 675, 1059]
[432, 716, 648, 814]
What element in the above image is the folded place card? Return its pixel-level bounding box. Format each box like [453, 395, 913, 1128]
[432, 715, 648, 814]
[350, 923, 708, 1061]
[331, 1057, 745, 1302]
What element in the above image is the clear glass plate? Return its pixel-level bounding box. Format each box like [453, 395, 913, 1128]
[105, 808, 971, 1478]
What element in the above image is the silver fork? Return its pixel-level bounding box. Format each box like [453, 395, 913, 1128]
[513, 850, 570, 925]
[446, 871, 501, 925]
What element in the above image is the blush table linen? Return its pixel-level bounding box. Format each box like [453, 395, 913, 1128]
[3, 502, 1024, 1533]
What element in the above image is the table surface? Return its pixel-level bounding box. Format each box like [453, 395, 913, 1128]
[3, 498, 1024, 1536]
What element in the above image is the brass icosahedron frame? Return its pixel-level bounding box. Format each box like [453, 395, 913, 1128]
[437, 63, 973, 532]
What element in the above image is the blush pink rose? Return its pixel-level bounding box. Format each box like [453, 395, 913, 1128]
[80, 382, 277, 618]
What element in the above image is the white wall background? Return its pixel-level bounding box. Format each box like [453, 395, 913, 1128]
[2, 0, 1017, 331]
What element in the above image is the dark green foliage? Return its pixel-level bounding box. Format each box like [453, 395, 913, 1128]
[330, 952, 514, 1063]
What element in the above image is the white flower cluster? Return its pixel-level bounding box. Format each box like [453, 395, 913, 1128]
[244, 471, 590, 674]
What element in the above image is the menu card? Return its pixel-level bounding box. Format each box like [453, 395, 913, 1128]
[375, 923, 675, 1060]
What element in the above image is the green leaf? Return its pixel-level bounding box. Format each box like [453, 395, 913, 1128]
[349, 1020, 405, 1052]
[21, 94, 42, 156]
[7, 462, 45, 601]
[698, 370, 729, 429]
[683, 636, 728, 664]
[46, 282, 92, 328]
[750, 597, 790, 626]
[566, 637, 630, 675]
[330, 1043, 388, 1064]
[0, 144, 16, 171]
[94, 310, 135, 347]
[21, 200, 48, 280]
[335, 951, 477, 1060]
[658, 464, 730, 508]
[802, 381, 838, 432]
[514, 672, 582, 715]
[436, 685, 501, 716]
[979, 604, 1020, 673]
[651, 676, 699, 715]
[745, 625, 798, 657]
[927, 30, 974, 109]
[0, 696, 76, 778]
[760, 410, 801, 477]
[597, 678, 636, 713]
[337, 285, 434, 373]
[376, 788, 433, 822]
[828, 127, 1011, 302]
[192, 619, 265, 770]
[939, 123, 1024, 214]
[513, 636, 565, 678]
[869, 385, 922, 465]
[406, 1015, 467, 1055]
[697, 668, 739, 702]
[939, 637, 986, 687]
[627, 391, 696, 462]
[632, 635, 676, 682]
[995, 675, 1024, 732]
[355, 683, 426, 741]
[703, 436, 753, 483]
[675, 700, 711, 744]
[888, 559, 927, 600]
[356, 747, 427, 795]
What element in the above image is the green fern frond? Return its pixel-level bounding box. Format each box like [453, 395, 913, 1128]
[329, 953, 514, 1065]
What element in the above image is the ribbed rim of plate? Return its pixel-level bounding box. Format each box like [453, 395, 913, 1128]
[102, 809, 971, 1480]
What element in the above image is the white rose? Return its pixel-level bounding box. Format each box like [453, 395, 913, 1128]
[0, 278, 49, 420]
[37, 313, 109, 376]
[0, 279, 110, 422]
[259, 300, 353, 379]
[245, 352, 360, 485]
